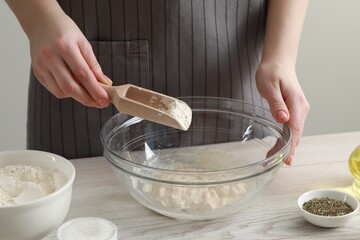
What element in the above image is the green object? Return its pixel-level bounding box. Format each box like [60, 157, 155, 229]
[302, 197, 353, 216]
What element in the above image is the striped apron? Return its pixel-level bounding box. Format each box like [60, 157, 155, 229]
[27, 0, 268, 159]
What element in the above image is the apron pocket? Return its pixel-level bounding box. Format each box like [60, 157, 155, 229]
[90, 40, 150, 88]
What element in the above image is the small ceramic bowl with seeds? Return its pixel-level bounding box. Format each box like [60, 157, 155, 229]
[298, 189, 359, 228]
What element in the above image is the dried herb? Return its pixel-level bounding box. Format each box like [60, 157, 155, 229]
[302, 197, 353, 216]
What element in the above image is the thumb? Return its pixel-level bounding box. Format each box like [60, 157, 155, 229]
[266, 93, 290, 124]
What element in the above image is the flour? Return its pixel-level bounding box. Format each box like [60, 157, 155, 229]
[0, 164, 67, 206]
[150, 95, 192, 130]
[132, 164, 247, 213]
[136, 177, 247, 213]
[164, 99, 192, 130]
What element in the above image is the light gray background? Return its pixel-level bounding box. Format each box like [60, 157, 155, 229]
[1, 0, 359, 151]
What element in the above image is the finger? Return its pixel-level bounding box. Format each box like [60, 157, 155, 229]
[33, 67, 48, 89]
[61, 40, 110, 105]
[34, 65, 68, 99]
[32, 62, 50, 91]
[284, 103, 304, 166]
[37, 56, 107, 108]
[265, 88, 290, 124]
[79, 40, 113, 85]
[46, 56, 100, 108]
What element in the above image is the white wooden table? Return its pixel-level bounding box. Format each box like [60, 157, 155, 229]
[45, 132, 360, 240]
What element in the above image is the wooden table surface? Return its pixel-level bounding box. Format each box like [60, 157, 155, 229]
[45, 132, 360, 240]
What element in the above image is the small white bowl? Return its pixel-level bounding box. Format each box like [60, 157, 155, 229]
[0, 150, 75, 240]
[298, 189, 359, 228]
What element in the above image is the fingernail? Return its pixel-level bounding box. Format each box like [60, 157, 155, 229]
[98, 98, 109, 108]
[285, 155, 293, 166]
[276, 110, 288, 121]
[104, 75, 113, 84]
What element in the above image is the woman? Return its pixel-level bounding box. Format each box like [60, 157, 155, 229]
[5, 0, 309, 164]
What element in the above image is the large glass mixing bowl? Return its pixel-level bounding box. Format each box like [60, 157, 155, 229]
[100, 97, 291, 220]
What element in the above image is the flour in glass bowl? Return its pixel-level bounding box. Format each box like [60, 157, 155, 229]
[0, 164, 67, 206]
[131, 149, 249, 214]
[134, 174, 248, 213]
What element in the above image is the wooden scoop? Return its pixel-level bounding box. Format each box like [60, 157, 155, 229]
[99, 83, 192, 130]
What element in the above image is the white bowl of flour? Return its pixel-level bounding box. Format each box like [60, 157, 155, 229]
[0, 150, 75, 240]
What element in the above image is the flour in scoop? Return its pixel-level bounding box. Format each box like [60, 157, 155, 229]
[0, 164, 67, 206]
[157, 97, 192, 130]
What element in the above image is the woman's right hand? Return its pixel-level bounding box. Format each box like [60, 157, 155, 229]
[24, 1, 111, 108]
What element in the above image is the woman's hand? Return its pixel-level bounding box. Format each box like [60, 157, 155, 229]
[259, 0, 309, 165]
[256, 60, 309, 165]
[6, 0, 111, 108]
[29, 11, 112, 108]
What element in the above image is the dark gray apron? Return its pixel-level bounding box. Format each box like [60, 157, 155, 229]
[27, 0, 268, 159]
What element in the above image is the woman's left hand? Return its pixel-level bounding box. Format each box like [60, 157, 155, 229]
[256, 60, 310, 165]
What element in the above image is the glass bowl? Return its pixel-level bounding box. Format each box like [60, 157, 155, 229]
[100, 97, 291, 220]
